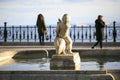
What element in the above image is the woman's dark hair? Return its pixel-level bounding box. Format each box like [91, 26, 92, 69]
[36, 14, 46, 27]
[98, 15, 103, 20]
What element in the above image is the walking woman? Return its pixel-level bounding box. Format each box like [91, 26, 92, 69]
[36, 14, 47, 45]
[92, 15, 106, 49]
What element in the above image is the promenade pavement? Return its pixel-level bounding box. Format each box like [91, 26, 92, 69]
[0, 42, 120, 51]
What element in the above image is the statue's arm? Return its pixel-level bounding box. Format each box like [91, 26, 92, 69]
[56, 19, 62, 37]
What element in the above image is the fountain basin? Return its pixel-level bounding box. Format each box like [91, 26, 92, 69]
[0, 49, 120, 80]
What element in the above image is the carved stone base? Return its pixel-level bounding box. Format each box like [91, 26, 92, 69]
[50, 52, 81, 70]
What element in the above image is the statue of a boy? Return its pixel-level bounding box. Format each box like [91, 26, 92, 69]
[54, 14, 73, 55]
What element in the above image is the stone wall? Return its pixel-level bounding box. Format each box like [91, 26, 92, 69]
[0, 70, 116, 80]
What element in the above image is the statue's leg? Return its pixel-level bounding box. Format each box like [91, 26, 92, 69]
[58, 38, 66, 55]
[62, 39, 66, 55]
[54, 37, 61, 55]
[57, 46, 62, 55]
[64, 36, 73, 54]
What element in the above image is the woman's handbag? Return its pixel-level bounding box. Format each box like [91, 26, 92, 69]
[94, 31, 96, 37]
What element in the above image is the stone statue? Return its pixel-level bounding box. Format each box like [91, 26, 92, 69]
[53, 15, 80, 70]
[54, 14, 73, 55]
[54, 37, 66, 55]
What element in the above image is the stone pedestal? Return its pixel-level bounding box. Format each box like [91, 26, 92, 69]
[50, 52, 80, 70]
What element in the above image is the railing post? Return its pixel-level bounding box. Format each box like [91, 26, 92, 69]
[49, 25, 52, 42]
[19, 25, 22, 42]
[4, 22, 7, 42]
[70, 31, 72, 38]
[12, 26, 14, 42]
[113, 21, 117, 42]
[31, 31, 33, 39]
[105, 25, 107, 42]
[23, 31, 25, 39]
[77, 29, 79, 39]
[81, 26, 83, 42]
[34, 26, 37, 42]
[85, 30, 87, 39]
[89, 25, 91, 42]
[27, 25, 29, 42]
[73, 25, 76, 42]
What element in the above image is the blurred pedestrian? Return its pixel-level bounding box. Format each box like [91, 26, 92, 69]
[36, 14, 48, 45]
[91, 15, 106, 49]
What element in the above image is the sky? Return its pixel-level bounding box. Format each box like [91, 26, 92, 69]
[0, 0, 120, 26]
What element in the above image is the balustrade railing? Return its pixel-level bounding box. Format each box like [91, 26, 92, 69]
[0, 22, 120, 42]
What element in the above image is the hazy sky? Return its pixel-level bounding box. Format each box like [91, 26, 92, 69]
[0, 0, 120, 26]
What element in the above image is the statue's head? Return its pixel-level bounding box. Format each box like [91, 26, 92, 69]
[62, 14, 70, 24]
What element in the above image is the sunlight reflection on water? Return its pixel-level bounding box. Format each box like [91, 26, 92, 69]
[0, 58, 120, 71]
